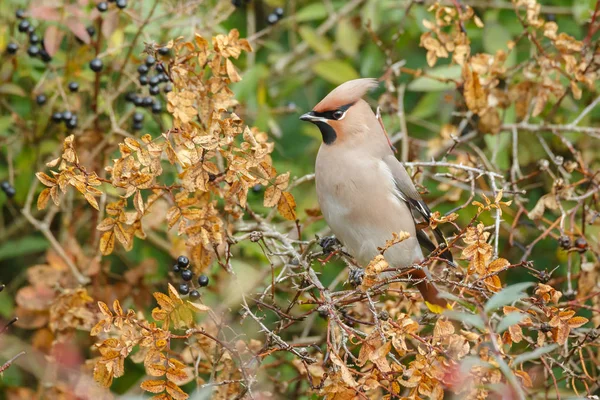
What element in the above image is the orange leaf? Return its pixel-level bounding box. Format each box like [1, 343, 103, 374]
[140, 379, 166, 394]
[277, 191, 297, 221]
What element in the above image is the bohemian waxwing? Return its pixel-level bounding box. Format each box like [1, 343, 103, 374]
[300, 78, 452, 308]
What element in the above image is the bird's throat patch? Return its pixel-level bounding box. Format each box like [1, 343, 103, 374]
[314, 121, 337, 145]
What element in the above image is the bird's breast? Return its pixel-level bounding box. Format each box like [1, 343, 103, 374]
[315, 152, 421, 266]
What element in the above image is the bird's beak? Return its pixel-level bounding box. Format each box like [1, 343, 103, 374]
[299, 111, 325, 123]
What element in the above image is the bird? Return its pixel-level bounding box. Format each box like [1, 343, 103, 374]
[299, 78, 452, 309]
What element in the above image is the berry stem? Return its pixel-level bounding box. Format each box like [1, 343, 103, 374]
[92, 17, 103, 132]
[115, 0, 160, 87]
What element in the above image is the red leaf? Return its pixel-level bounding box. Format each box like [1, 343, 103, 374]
[43, 26, 66, 57]
[101, 10, 119, 39]
[66, 16, 90, 44]
[29, 6, 61, 21]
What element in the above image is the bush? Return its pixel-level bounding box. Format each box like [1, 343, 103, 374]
[0, 0, 599, 399]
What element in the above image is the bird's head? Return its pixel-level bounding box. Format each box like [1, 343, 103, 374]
[300, 78, 379, 145]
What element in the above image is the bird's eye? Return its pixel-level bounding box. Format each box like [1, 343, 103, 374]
[332, 110, 344, 120]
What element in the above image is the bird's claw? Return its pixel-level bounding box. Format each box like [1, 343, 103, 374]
[319, 235, 341, 254]
[348, 268, 365, 287]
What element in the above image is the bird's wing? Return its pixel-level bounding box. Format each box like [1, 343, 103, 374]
[383, 155, 453, 263]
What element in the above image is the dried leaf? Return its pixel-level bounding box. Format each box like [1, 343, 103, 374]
[277, 191, 297, 220]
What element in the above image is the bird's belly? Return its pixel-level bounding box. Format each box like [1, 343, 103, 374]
[317, 178, 421, 267]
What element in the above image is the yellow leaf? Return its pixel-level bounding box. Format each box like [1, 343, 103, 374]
[36, 172, 57, 187]
[263, 185, 281, 208]
[100, 230, 115, 255]
[463, 65, 487, 114]
[140, 379, 166, 394]
[568, 316, 588, 328]
[165, 381, 189, 400]
[84, 192, 100, 210]
[37, 188, 51, 210]
[277, 191, 297, 220]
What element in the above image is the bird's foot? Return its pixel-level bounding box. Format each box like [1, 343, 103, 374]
[348, 268, 365, 287]
[318, 235, 341, 254]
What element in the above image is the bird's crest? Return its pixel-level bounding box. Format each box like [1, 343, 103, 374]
[313, 78, 379, 113]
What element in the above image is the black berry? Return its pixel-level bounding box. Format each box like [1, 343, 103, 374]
[267, 13, 278, 25]
[158, 47, 169, 56]
[139, 75, 148, 85]
[39, 49, 52, 62]
[158, 73, 168, 83]
[1, 182, 16, 198]
[173, 264, 181, 273]
[86, 26, 96, 37]
[66, 116, 78, 129]
[232, 0, 243, 7]
[163, 83, 173, 93]
[36, 94, 47, 105]
[7, 43, 18, 54]
[18, 20, 31, 33]
[27, 45, 40, 57]
[116, 0, 127, 9]
[89, 58, 103, 72]
[177, 255, 190, 268]
[52, 112, 63, 122]
[274, 7, 284, 17]
[189, 290, 200, 300]
[178, 283, 190, 295]
[151, 101, 162, 114]
[142, 96, 153, 107]
[16, 9, 25, 19]
[133, 96, 144, 107]
[145, 55, 156, 66]
[138, 64, 149, 75]
[149, 75, 160, 86]
[97, 2, 108, 12]
[132, 122, 143, 131]
[181, 269, 193, 281]
[68, 82, 79, 92]
[29, 34, 40, 44]
[125, 91, 136, 102]
[133, 112, 144, 123]
[62, 111, 73, 121]
[149, 85, 160, 96]
[28, 26, 35, 35]
[155, 63, 165, 73]
[252, 184, 263, 193]
[197, 275, 209, 287]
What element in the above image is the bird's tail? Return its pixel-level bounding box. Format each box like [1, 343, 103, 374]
[409, 268, 449, 313]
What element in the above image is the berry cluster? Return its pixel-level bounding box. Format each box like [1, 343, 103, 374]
[8, 9, 52, 62]
[125, 52, 170, 130]
[51, 110, 79, 130]
[96, 0, 128, 12]
[1, 181, 16, 198]
[267, 7, 284, 25]
[172, 256, 210, 300]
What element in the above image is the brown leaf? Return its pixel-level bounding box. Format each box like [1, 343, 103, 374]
[42, 25, 65, 57]
[568, 316, 588, 328]
[463, 65, 487, 114]
[100, 230, 115, 255]
[29, 6, 61, 21]
[140, 379, 166, 394]
[165, 381, 189, 400]
[66, 16, 90, 44]
[330, 351, 358, 388]
[277, 191, 297, 220]
[263, 185, 281, 208]
[84, 192, 100, 210]
[37, 188, 51, 210]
